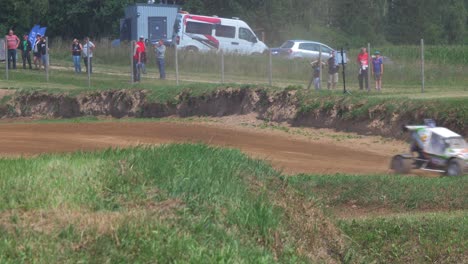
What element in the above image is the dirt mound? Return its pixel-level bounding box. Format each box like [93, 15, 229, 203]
[2, 88, 466, 138]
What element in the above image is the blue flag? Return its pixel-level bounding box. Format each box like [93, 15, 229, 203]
[29, 25, 40, 44]
[37, 27, 47, 37]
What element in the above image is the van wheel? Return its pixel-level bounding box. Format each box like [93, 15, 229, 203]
[186, 46, 198, 53]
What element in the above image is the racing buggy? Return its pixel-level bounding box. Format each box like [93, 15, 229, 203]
[391, 120, 467, 176]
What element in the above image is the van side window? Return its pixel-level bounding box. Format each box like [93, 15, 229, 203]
[186, 22, 213, 35]
[215, 25, 235, 38]
[239, 27, 256, 42]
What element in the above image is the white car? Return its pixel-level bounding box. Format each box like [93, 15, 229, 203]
[270, 40, 335, 60]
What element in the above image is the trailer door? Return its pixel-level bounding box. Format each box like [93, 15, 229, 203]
[148, 17, 167, 43]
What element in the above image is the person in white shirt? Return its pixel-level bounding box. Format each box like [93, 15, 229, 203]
[82, 37, 95, 73]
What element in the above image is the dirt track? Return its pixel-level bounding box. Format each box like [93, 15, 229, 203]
[0, 121, 393, 175]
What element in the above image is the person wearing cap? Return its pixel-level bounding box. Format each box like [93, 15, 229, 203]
[6, 29, 20, 69]
[327, 51, 339, 89]
[154, 39, 166, 79]
[82, 37, 95, 73]
[18, 34, 32, 69]
[33, 34, 42, 69]
[133, 40, 144, 82]
[137, 36, 147, 74]
[372, 51, 384, 91]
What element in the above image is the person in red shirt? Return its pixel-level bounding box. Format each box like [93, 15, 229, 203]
[133, 40, 143, 82]
[136, 36, 147, 74]
[6, 29, 20, 69]
[356, 47, 369, 91]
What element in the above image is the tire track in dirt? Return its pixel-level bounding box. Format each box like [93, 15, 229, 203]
[0, 122, 392, 175]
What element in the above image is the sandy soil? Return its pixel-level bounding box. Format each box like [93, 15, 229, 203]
[0, 119, 408, 175]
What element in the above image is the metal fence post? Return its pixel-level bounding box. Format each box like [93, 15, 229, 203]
[175, 43, 179, 86]
[4, 36, 8, 80]
[318, 46, 322, 89]
[130, 41, 134, 84]
[221, 50, 225, 83]
[45, 36, 49, 82]
[87, 39, 91, 88]
[268, 49, 272, 86]
[421, 39, 425, 93]
[367, 43, 371, 92]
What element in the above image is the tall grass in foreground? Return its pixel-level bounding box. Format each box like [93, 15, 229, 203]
[0, 144, 305, 263]
[0, 144, 466, 262]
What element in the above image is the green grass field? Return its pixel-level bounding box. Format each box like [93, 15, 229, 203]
[0, 144, 466, 263]
[0, 41, 466, 263]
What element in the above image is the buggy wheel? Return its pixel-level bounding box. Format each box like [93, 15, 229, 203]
[391, 155, 412, 174]
[445, 159, 464, 176]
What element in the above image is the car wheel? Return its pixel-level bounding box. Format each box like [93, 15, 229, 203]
[186, 46, 198, 53]
[391, 155, 412, 174]
[445, 158, 464, 176]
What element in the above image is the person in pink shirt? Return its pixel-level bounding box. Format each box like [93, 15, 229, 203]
[356, 47, 369, 91]
[6, 29, 20, 69]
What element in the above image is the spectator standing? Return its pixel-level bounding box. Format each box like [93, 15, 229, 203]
[6, 29, 20, 69]
[33, 34, 42, 69]
[82, 37, 95, 73]
[71, 39, 82, 73]
[307, 60, 325, 90]
[327, 51, 339, 89]
[357, 47, 369, 91]
[372, 51, 384, 92]
[133, 40, 143, 82]
[155, 39, 166, 79]
[18, 34, 32, 69]
[136, 36, 147, 74]
[39, 36, 48, 71]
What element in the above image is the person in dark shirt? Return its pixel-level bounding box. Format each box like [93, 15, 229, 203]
[32, 34, 42, 69]
[18, 34, 32, 69]
[38, 36, 48, 71]
[327, 51, 339, 89]
[372, 51, 384, 92]
[71, 39, 83, 73]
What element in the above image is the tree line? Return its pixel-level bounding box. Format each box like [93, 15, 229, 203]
[1, 0, 467, 46]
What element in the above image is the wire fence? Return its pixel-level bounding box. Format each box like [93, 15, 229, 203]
[1, 37, 467, 95]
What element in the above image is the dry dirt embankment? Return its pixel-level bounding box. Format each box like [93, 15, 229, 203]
[0, 88, 466, 138]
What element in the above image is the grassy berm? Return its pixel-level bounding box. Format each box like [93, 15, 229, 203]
[0, 144, 466, 263]
[0, 144, 346, 263]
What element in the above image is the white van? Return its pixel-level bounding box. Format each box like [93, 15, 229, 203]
[172, 12, 268, 55]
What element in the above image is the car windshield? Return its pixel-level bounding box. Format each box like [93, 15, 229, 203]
[445, 137, 467, 149]
[280, 41, 294, 49]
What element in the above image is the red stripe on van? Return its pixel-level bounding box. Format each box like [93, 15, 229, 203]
[205, 35, 219, 49]
[184, 15, 221, 25]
